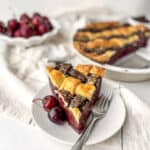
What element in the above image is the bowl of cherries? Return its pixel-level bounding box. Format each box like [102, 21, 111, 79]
[0, 12, 60, 46]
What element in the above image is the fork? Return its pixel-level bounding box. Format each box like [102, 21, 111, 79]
[71, 86, 113, 150]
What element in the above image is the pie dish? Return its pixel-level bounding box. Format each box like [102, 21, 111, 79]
[73, 21, 150, 64]
[45, 63, 104, 133]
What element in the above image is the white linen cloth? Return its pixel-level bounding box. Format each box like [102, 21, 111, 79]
[0, 8, 150, 149]
[0, 40, 71, 124]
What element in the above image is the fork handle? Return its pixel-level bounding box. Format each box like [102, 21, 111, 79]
[71, 117, 98, 150]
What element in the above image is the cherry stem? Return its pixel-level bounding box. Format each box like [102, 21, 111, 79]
[32, 98, 43, 103]
[32, 98, 43, 108]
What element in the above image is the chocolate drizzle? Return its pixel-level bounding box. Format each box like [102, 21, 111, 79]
[68, 69, 87, 82]
[74, 31, 148, 42]
[55, 64, 87, 82]
[87, 75, 98, 85]
[55, 63, 72, 74]
[78, 23, 130, 33]
[70, 95, 87, 108]
[59, 90, 73, 106]
[78, 29, 150, 57]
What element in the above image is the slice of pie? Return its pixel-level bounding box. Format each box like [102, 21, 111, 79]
[46, 63, 104, 133]
[73, 21, 150, 64]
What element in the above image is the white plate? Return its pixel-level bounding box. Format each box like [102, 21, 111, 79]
[0, 19, 60, 47]
[32, 79, 126, 145]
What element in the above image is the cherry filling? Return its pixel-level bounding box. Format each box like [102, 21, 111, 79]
[108, 37, 148, 64]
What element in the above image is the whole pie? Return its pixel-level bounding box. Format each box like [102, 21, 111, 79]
[73, 21, 150, 64]
[46, 63, 104, 133]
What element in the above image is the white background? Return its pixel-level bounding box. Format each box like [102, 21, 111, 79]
[0, 0, 149, 21]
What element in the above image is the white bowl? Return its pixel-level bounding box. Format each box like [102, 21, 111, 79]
[0, 19, 60, 47]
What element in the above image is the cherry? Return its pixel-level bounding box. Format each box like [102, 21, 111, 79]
[20, 24, 33, 38]
[43, 95, 58, 111]
[6, 28, 14, 37]
[8, 19, 19, 31]
[43, 16, 49, 23]
[0, 22, 6, 33]
[38, 24, 47, 35]
[20, 13, 31, 24]
[48, 106, 66, 125]
[33, 12, 41, 18]
[42, 17, 53, 31]
[32, 16, 42, 27]
[0, 21, 4, 27]
[46, 21, 53, 31]
[32, 29, 40, 36]
[14, 29, 22, 37]
[0, 26, 5, 33]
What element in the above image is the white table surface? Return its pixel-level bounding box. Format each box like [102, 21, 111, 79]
[0, 117, 71, 150]
[0, 116, 119, 150]
[119, 80, 150, 105]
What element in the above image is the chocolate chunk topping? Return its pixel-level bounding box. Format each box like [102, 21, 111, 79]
[77, 23, 130, 33]
[123, 23, 130, 27]
[70, 95, 87, 108]
[78, 28, 106, 33]
[68, 69, 87, 82]
[55, 63, 72, 74]
[85, 47, 115, 54]
[74, 36, 89, 42]
[75, 27, 148, 43]
[87, 75, 97, 84]
[79, 100, 89, 111]
[59, 90, 73, 105]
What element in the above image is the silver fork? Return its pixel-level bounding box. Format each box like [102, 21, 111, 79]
[71, 86, 113, 150]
